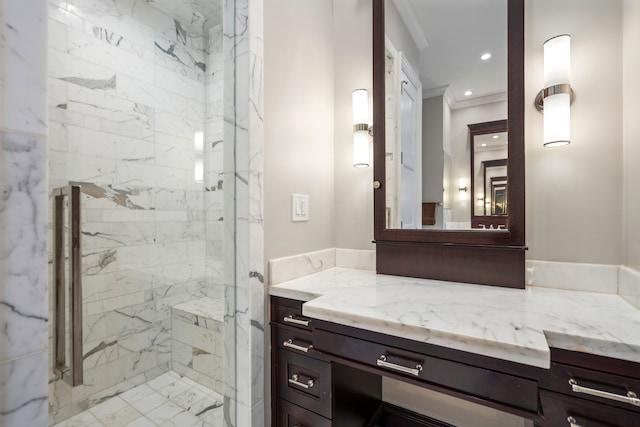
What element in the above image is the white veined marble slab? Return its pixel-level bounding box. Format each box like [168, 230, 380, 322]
[172, 298, 224, 322]
[269, 268, 640, 368]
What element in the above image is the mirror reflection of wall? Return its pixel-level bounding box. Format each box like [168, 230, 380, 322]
[384, 0, 509, 230]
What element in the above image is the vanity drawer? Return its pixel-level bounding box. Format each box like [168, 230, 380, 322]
[272, 324, 314, 355]
[272, 297, 313, 331]
[540, 390, 640, 427]
[276, 399, 332, 427]
[314, 328, 538, 413]
[277, 348, 332, 418]
[541, 362, 640, 413]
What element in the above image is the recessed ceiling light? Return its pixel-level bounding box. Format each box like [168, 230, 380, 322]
[481, 53, 492, 61]
[464, 90, 472, 96]
[481, 143, 487, 147]
[492, 135, 499, 139]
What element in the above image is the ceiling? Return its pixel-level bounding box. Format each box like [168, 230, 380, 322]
[394, 0, 508, 107]
[475, 131, 508, 152]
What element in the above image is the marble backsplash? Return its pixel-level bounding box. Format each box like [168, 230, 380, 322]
[269, 248, 376, 286]
[526, 260, 619, 293]
[620, 266, 640, 310]
[270, 249, 640, 310]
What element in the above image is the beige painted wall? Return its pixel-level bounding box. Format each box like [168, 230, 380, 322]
[330, 0, 627, 262]
[264, 0, 336, 263]
[623, 0, 640, 271]
[422, 96, 445, 212]
[265, 0, 628, 265]
[333, 0, 376, 250]
[525, 0, 623, 263]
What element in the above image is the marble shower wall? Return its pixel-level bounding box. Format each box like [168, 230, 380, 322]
[222, 0, 265, 425]
[206, 23, 226, 299]
[0, 0, 50, 425]
[46, 0, 225, 423]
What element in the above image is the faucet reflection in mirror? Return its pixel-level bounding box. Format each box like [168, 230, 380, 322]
[353, 88, 371, 167]
[535, 34, 574, 147]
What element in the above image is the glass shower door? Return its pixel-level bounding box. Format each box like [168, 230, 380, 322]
[46, 0, 235, 425]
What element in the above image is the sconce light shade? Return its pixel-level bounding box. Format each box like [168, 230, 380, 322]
[353, 130, 369, 168]
[458, 178, 468, 201]
[543, 93, 570, 147]
[540, 35, 572, 147]
[194, 131, 204, 183]
[352, 89, 370, 167]
[352, 89, 369, 125]
[544, 35, 570, 87]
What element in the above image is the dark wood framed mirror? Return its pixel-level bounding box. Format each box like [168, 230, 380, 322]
[469, 120, 509, 230]
[372, 0, 526, 288]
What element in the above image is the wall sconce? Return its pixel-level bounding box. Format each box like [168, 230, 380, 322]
[458, 179, 468, 201]
[477, 193, 484, 207]
[458, 179, 468, 193]
[352, 89, 371, 168]
[535, 34, 574, 148]
[194, 131, 204, 183]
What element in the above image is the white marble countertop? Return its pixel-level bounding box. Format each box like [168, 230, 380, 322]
[269, 268, 640, 368]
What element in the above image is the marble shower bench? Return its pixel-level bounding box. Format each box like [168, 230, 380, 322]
[171, 298, 224, 395]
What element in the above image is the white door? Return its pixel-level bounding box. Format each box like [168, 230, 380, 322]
[399, 57, 422, 229]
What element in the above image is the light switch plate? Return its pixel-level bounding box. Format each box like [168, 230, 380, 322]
[291, 194, 309, 222]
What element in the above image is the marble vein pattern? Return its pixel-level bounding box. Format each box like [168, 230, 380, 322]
[269, 268, 640, 368]
[269, 248, 336, 286]
[220, 0, 265, 424]
[1, 2, 50, 425]
[172, 300, 225, 394]
[1, 132, 49, 361]
[46, 0, 227, 421]
[1, 0, 48, 134]
[52, 371, 224, 427]
[0, 131, 49, 427]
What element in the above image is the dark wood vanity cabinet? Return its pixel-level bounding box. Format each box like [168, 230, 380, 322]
[270, 297, 382, 426]
[270, 296, 640, 427]
[539, 349, 640, 427]
[270, 296, 541, 426]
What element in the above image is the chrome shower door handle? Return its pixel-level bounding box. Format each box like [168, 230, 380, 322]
[52, 185, 83, 387]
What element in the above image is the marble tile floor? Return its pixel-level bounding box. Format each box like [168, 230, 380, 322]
[53, 371, 223, 427]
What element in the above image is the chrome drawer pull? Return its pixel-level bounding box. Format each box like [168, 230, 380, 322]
[567, 416, 582, 427]
[283, 339, 313, 353]
[376, 355, 423, 377]
[568, 379, 640, 407]
[289, 373, 315, 389]
[283, 314, 310, 327]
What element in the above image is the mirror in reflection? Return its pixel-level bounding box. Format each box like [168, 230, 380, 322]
[470, 120, 508, 229]
[384, 0, 508, 230]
